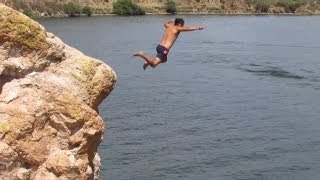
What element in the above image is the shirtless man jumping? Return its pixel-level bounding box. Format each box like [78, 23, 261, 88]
[133, 18, 206, 70]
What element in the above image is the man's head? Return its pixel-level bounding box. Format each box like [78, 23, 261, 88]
[174, 18, 184, 27]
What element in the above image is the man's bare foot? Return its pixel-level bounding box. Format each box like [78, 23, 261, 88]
[143, 62, 149, 70]
[133, 51, 144, 57]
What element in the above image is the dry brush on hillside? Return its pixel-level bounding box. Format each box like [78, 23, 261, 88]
[1, 0, 320, 16]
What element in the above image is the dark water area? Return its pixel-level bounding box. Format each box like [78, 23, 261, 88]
[38, 15, 320, 180]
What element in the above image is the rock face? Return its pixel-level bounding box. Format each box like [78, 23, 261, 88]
[0, 4, 116, 180]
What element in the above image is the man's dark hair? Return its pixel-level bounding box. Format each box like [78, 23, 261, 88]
[174, 18, 184, 26]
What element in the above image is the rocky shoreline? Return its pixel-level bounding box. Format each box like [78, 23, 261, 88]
[35, 11, 320, 19]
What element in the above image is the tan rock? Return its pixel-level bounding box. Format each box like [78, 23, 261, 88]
[295, 5, 314, 14]
[268, 6, 286, 14]
[0, 141, 19, 172]
[0, 4, 116, 179]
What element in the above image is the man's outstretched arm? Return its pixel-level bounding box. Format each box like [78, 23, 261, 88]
[178, 26, 206, 32]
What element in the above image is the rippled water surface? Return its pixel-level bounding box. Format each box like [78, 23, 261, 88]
[38, 15, 320, 180]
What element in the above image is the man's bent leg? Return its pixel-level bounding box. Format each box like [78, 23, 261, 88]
[133, 51, 162, 68]
[144, 56, 166, 70]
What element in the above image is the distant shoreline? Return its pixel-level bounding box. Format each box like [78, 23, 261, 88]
[147, 12, 316, 16]
[4, 0, 320, 18]
[35, 12, 319, 18]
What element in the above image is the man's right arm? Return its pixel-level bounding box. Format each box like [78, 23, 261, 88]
[164, 19, 174, 28]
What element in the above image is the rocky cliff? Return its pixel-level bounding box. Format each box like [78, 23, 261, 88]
[0, 4, 116, 179]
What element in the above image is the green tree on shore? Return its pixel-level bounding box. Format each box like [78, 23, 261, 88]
[23, 6, 34, 17]
[255, 0, 270, 13]
[82, 5, 93, 16]
[166, 0, 177, 14]
[113, 0, 146, 15]
[64, 1, 81, 17]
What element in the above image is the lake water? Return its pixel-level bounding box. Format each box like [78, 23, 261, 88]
[38, 15, 320, 180]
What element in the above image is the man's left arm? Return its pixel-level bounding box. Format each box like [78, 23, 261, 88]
[178, 26, 206, 32]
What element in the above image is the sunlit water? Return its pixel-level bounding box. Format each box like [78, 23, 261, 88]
[38, 15, 320, 180]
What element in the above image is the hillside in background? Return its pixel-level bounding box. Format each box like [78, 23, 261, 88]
[1, 0, 320, 16]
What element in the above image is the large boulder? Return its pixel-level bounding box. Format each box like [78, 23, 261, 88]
[0, 4, 116, 180]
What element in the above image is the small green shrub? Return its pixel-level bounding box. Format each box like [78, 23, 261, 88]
[255, 0, 270, 12]
[64, 1, 81, 17]
[166, 0, 177, 14]
[82, 5, 93, 16]
[23, 6, 34, 17]
[113, 0, 146, 15]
